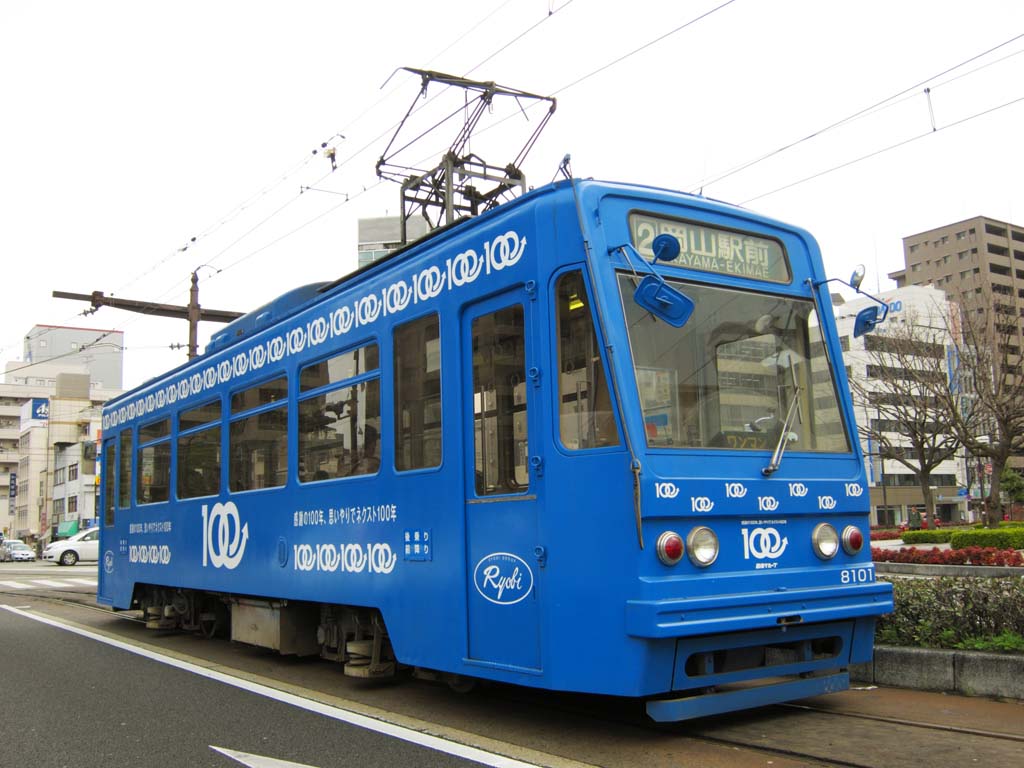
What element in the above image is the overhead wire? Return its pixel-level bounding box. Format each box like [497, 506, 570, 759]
[692, 31, 1024, 194]
[162, 1, 580, 284]
[740, 92, 1024, 205]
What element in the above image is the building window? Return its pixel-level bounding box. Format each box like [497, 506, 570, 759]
[68, 463, 78, 482]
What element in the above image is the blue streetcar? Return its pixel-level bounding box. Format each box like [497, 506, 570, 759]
[98, 179, 893, 721]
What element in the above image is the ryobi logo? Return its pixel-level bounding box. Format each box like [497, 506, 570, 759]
[473, 552, 534, 605]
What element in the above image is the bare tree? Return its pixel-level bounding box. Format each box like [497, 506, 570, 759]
[931, 297, 1024, 527]
[848, 305, 961, 528]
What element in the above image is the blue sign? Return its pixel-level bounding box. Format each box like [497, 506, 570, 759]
[7, 472, 15, 499]
[31, 398, 49, 420]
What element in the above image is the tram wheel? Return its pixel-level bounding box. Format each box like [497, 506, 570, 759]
[198, 597, 229, 639]
[445, 673, 478, 694]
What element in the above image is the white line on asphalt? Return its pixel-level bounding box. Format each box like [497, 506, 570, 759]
[30, 579, 69, 587]
[66, 579, 99, 586]
[0, 580, 31, 589]
[1, 607, 559, 768]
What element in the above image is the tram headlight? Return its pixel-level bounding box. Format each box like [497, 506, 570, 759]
[656, 531, 685, 566]
[686, 526, 719, 567]
[812, 523, 840, 560]
[841, 525, 864, 555]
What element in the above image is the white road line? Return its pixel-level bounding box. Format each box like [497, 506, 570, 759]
[66, 578, 99, 586]
[2, 606, 572, 768]
[30, 579, 69, 587]
[0, 580, 32, 589]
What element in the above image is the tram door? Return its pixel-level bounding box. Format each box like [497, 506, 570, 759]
[464, 292, 541, 671]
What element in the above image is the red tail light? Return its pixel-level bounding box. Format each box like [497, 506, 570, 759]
[842, 526, 864, 555]
[656, 531, 685, 566]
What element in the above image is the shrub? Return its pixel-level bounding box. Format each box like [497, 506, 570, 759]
[949, 527, 1024, 550]
[901, 530, 953, 545]
[875, 576, 1024, 650]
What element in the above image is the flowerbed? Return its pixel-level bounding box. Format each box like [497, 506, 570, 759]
[870, 529, 902, 541]
[872, 545, 1024, 566]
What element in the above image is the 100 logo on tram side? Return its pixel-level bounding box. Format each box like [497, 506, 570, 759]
[202, 501, 249, 570]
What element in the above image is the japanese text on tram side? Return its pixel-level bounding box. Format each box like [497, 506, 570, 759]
[293, 504, 398, 528]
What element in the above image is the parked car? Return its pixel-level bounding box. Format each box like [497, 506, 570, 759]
[0, 539, 27, 562]
[4, 542, 36, 562]
[42, 528, 100, 565]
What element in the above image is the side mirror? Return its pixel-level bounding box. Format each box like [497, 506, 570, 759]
[853, 305, 882, 338]
[634, 276, 694, 327]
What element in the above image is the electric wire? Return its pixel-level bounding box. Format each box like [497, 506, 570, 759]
[692, 32, 1024, 194]
[740, 92, 1024, 205]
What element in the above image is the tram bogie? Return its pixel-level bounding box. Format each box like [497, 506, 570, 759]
[99, 178, 893, 721]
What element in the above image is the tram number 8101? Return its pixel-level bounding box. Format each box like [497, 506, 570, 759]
[840, 566, 875, 584]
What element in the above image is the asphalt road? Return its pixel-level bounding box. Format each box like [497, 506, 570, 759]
[3, 563, 1023, 768]
[0, 606, 491, 768]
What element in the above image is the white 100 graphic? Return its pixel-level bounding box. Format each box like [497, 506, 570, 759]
[202, 502, 249, 570]
[293, 542, 397, 574]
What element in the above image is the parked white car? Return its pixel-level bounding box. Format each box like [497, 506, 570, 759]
[3, 541, 36, 562]
[42, 528, 100, 565]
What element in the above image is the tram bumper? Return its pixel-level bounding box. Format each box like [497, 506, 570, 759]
[625, 581, 893, 639]
[627, 582, 892, 721]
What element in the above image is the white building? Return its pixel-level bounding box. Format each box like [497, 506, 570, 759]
[833, 285, 968, 526]
[3, 369, 121, 544]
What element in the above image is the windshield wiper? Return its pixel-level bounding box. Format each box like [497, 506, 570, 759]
[763, 356, 803, 476]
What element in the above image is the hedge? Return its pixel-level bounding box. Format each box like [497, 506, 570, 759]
[949, 528, 1024, 550]
[901, 530, 953, 545]
[876, 576, 1024, 650]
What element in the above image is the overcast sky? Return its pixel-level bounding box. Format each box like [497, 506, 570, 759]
[3, 0, 1023, 390]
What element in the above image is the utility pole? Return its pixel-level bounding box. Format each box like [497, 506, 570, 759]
[53, 268, 243, 358]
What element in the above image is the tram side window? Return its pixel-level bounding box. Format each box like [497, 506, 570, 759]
[178, 399, 221, 499]
[556, 271, 620, 449]
[394, 315, 441, 471]
[137, 418, 171, 504]
[298, 344, 381, 481]
[230, 376, 289, 492]
[118, 430, 133, 508]
[103, 440, 115, 526]
[473, 305, 528, 495]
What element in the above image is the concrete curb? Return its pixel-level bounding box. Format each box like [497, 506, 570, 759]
[875, 562, 1024, 578]
[850, 646, 1024, 699]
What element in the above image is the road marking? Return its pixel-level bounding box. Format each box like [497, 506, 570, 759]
[3, 606, 590, 768]
[30, 579, 69, 587]
[0, 580, 32, 589]
[211, 746, 320, 768]
[66, 578, 99, 586]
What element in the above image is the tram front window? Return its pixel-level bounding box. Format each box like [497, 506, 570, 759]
[619, 274, 850, 453]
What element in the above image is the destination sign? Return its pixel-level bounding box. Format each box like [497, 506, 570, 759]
[629, 213, 790, 283]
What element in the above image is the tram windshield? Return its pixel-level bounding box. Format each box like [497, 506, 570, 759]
[618, 274, 851, 453]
